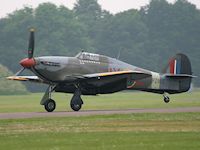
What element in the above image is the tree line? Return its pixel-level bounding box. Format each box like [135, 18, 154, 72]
[0, 0, 199, 92]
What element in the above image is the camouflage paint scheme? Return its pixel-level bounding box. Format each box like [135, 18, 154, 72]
[7, 29, 195, 112]
[25, 52, 191, 95]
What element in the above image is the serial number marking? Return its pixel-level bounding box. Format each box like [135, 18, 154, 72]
[41, 61, 60, 67]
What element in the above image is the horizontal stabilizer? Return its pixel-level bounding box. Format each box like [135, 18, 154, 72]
[165, 74, 197, 79]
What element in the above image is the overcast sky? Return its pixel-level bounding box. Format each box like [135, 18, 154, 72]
[1, 0, 200, 18]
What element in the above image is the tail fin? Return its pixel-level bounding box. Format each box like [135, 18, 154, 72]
[163, 53, 192, 75]
[163, 53, 193, 93]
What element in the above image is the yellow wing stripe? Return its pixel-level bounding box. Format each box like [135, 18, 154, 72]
[98, 70, 134, 77]
[7, 76, 29, 81]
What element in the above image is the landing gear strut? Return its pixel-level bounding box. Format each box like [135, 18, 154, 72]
[163, 93, 170, 103]
[41, 85, 56, 112]
[70, 85, 83, 111]
[40, 84, 84, 112]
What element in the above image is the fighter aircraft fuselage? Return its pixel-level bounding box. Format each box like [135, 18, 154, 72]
[31, 52, 191, 96]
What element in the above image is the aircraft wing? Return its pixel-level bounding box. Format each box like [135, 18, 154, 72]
[63, 70, 151, 82]
[7, 70, 151, 85]
[57, 70, 152, 94]
[7, 76, 44, 83]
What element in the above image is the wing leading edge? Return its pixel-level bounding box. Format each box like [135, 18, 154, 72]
[7, 70, 152, 85]
[83, 70, 151, 80]
[7, 76, 44, 83]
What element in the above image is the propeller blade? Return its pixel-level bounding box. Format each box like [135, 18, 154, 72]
[28, 28, 35, 59]
[15, 68, 25, 76]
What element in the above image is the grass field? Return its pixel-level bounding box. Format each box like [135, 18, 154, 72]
[0, 113, 200, 150]
[0, 90, 199, 150]
[0, 90, 199, 113]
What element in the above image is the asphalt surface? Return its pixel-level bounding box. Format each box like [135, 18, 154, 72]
[0, 107, 200, 119]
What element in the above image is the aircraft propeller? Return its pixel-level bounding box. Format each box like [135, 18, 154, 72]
[14, 67, 25, 76]
[19, 28, 36, 69]
[14, 28, 36, 76]
[28, 28, 35, 59]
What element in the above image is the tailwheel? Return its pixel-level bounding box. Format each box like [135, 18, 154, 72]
[44, 99, 56, 112]
[70, 103, 82, 111]
[163, 96, 170, 103]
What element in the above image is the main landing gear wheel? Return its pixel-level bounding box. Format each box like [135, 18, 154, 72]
[70, 86, 83, 112]
[70, 103, 82, 111]
[44, 99, 56, 112]
[164, 96, 170, 103]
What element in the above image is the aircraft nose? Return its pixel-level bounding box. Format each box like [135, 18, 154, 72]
[20, 58, 36, 68]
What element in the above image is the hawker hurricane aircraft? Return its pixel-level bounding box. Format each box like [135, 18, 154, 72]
[7, 29, 195, 112]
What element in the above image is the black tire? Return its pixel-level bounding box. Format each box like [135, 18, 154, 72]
[164, 96, 170, 103]
[44, 99, 56, 112]
[70, 103, 82, 111]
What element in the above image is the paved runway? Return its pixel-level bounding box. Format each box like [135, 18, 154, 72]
[0, 107, 200, 119]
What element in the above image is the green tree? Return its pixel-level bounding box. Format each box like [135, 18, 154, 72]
[141, 0, 200, 85]
[0, 0, 200, 87]
[35, 3, 91, 56]
[140, 0, 172, 69]
[95, 10, 148, 68]
[0, 7, 34, 72]
[74, 0, 102, 25]
[74, 0, 110, 52]
[0, 64, 28, 95]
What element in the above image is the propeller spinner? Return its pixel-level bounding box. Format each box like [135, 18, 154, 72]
[20, 28, 36, 68]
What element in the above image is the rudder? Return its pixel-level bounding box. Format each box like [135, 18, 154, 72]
[163, 53, 193, 93]
[168, 53, 192, 75]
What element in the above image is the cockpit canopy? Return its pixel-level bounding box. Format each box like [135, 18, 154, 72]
[76, 52, 108, 63]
